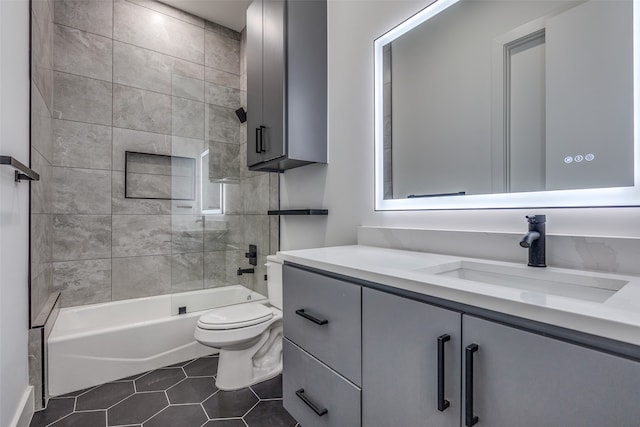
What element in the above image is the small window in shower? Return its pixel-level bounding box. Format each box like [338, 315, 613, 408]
[201, 149, 223, 214]
[124, 151, 196, 200]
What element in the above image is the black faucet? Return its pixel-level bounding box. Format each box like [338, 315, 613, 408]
[519, 215, 546, 267]
[237, 267, 255, 276]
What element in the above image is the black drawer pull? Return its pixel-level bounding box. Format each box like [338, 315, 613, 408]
[465, 343, 479, 426]
[296, 388, 328, 416]
[437, 334, 451, 411]
[295, 309, 328, 325]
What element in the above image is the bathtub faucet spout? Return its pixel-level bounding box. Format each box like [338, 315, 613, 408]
[237, 267, 255, 276]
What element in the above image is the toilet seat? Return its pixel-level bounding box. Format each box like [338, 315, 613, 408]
[197, 303, 274, 330]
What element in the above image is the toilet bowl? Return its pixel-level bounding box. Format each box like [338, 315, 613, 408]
[194, 256, 284, 390]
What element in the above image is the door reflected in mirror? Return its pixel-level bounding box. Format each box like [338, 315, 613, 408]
[375, 0, 637, 210]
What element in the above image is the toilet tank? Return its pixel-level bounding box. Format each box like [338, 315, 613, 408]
[266, 255, 283, 309]
[266, 255, 282, 310]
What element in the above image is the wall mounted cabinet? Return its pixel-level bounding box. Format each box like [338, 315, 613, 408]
[246, 0, 327, 171]
[283, 264, 640, 427]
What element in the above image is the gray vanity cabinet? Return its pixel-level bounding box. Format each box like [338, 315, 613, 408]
[246, 0, 327, 171]
[462, 315, 640, 427]
[362, 288, 462, 427]
[282, 265, 361, 427]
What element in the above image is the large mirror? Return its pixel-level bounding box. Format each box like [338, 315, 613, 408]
[375, 0, 638, 210]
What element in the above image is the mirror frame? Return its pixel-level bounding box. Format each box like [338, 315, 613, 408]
[374, 0, 640, 210]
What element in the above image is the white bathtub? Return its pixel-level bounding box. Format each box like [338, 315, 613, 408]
[48, 285, 266, 396]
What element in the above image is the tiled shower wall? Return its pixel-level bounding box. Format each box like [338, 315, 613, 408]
[35, 0, 278, 310]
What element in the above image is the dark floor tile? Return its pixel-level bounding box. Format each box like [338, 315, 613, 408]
[107, 392, 168, 426]
[76, 381, 135, 410]
[114, 372, 149, 382]
[244, 401, 297, 427]
[166, 359, 194, 368]
[166, 377, 218, 404]
[202, 388, 258, 418]
[135, 368, 185, 392]
[143, 404, 208, 427]
[202, 420, 246, 427]
[49, 411, 106, 427]
[250, 375, 282, 399]
[183, 357, 219, 377]
[30, 398, 75, 427]
[57, 386, 97, 398]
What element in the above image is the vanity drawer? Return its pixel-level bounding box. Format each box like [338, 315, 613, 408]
[283, 339, 361, 427]
[283, 265, 361, 385]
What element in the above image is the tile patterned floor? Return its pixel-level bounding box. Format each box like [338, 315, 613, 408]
[30, 355, 299, 427]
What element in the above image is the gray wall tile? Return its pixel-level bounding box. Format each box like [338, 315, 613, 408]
[203, 217, 230, 252]
[205, 21, 240, 41]
[172, 74, 204, 102]
[31, 213, 53, 280]
[172, 215, 204, 253]
[113, 41, 173, 94]
[205, 67, 240, 90]
[208, 141, 240, 182]
[114, 0, 204, 64]
[172, 97, 204, 139]
[223, 182, 243, 214]
[52, 167, 112, 214]
[30, 265, 53, 325]
[52, 215, 111, 261]
[31, 148, 52, 214]
[112, 172, 172, 214]
[206, 105, 240, 144]
[172, 253, 204, 292]
[113, 84, 171, 134]
[126, 172, 172, 199]
[53, 71, 112, 126]
[32, 81, 53, 162]
[112, 255, 171, 300]
[112, 214, 171, 257]
[53, 259, 112, 307]
[54, 24, 112, 81]
[205, 83, 240, 109]
[242, 174, 270, 214]
[204, 250, 241, 288]
[52, 119, 112, 169]
[32, 9, 54, 112]
[204, 30, 240, 74]
[112, 127, 172, 171]
[127, 0, 204, 28]
[54, 0, 113, 38]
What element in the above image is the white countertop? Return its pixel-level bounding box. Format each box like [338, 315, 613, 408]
[277, 245, 640, 347]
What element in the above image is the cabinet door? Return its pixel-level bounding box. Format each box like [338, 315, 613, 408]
[462, 315, 640, 427]
[246, 0, 264, 167]
[261, 0, 286, 162]
[362, 288, 461, 427]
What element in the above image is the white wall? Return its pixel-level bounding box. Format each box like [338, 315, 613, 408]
[0, 0, 33, 425]
[279, 0, 640, 251]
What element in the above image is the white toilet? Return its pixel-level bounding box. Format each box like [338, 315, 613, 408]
[194, 256, 284, 390]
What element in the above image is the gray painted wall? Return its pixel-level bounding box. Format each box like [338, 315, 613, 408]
[1, 0, 32, 425]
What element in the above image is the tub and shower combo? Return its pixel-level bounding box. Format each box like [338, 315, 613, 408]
[48, 285, 266, 396]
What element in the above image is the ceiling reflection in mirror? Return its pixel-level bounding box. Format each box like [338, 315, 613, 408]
[374, 0, 637, 210]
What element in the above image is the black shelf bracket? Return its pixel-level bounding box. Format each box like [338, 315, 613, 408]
[267, 209, 328, 216]
[1, 156, 40, 182]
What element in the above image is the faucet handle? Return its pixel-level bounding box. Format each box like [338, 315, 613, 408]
[526, 214, 546, 224]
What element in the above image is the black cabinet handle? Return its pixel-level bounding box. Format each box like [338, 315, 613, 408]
[296, 388, 328, 416]
[437, 334, 451, 411]
[295, 309, 328, 325]
[255, 128, 261, 154]
[465, 343, 479, 426]
[259, 125, 266, 152]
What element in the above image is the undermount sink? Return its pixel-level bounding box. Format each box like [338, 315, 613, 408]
[414, 261, 629, 303]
